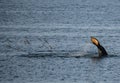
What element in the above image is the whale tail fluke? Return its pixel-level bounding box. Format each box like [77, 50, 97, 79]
[91, 36, 108, 57]
[91, 36, 100, 46]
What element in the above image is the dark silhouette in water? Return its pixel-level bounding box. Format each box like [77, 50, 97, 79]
[91, 36, 108, 57]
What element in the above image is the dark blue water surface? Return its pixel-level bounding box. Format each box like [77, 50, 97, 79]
[0, 0, 120, 82]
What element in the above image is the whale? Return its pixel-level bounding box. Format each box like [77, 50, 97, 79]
[91, 36, 108, 57]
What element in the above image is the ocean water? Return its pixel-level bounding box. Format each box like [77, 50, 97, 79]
[0, 0, 120, 83]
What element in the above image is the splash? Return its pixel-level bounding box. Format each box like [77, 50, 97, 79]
[83, 43, 95, 53]
[69, 43, 97, 57]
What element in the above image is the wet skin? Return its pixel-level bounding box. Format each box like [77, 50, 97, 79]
[91, 36, 108, 58]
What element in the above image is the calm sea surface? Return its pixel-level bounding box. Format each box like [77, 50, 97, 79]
[0, 0, 120, 82]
